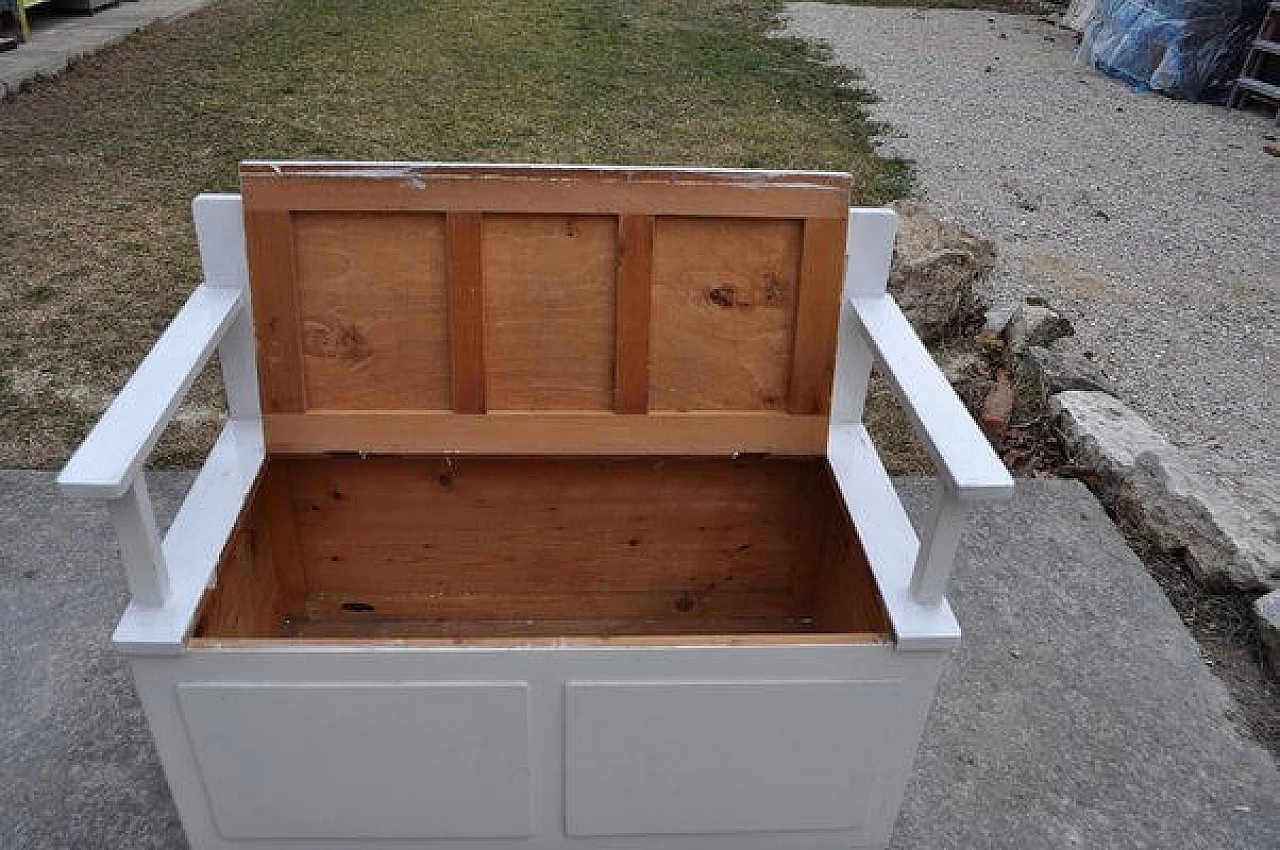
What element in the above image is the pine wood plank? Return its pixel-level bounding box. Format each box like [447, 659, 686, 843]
[482, 215, 616, 409]
[194, 520, 287, 639]
[243, 210, 305, 413]
[788, 217, 846, 414]
[790, 462, 834, 617]
[615, 214, 654, 413]
[287, 455, 808, 598]
[289, 618, 820, 640]
[446, 212, 486, 413]
[301, 540, 800, 594]
[303, 589, 798, 623]
[240, 164, 852, 219]
[190, 632, 888, 648]
[264, 411, 828, 455]
[650, 218, 803, 411]
[258, 465, 307, 616]
[293, 212, 451, 411]
[813, 466, 891, 635]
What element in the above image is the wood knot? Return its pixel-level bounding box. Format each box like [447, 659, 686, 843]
[764, 276, 784, 306]
[709, 286, 737, 307]
[302, 319, 370, 361]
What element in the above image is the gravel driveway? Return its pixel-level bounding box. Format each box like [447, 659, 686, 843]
[786, 4, 1279, 478]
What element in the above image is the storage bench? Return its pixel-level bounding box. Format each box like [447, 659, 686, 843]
[60, 163, 1012, 849]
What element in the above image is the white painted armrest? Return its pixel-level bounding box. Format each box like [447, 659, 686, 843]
[57, 284, 244, 499]
[841, 293, 1013, 607]
[848, 294, 1013, 500]
[57, 196, 261, 617]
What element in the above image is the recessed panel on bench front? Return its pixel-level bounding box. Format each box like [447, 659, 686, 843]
[179, 682, 532, 839]
[241, 163, 850, 455]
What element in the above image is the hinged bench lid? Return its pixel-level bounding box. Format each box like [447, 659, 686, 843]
[240, 162, 850, 456]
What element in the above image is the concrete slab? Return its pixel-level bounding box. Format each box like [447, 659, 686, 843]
[0, 471, 188, 848]
[891, 478, 1278, 849]
[1, 473, 1276, 848]
[0, 0, 213, 95]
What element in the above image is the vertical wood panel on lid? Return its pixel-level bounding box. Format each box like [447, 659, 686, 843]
[615, 214, 654, 414]
[447, 212, 486, 413]
[243, 210, 305, 413]
[292, 212, 450, 410]
[789, 217, 847, 415]
[650, 217, 803, 412]
[482, 215, 616, 410]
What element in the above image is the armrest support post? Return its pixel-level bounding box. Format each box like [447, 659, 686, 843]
[847, 293, 1014, 498]
[911, 485, 967, 605]
[106, 472, 169, 608]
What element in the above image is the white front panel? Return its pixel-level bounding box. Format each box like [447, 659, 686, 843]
[177, 682, 532, 839]
[565, 679, 901, 836]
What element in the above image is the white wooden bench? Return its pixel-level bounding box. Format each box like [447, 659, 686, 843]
[60, 163, 1011, 850]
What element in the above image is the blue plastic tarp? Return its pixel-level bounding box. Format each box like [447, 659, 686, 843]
[1079, 0, 1267, 101]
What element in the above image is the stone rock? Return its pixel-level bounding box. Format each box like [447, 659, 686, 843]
[940, 350, 993, 411]
[1004, 304, 1074, 355]
[889, 202, 995, 344]
[1017, 338, 1114, 399]
[1051, 391, 1280, 593]
[1255, 590, 1280, 676]
[984, 305, 1016, 334]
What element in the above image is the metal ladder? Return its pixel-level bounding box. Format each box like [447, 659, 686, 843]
[1229, 1, 1280, 120]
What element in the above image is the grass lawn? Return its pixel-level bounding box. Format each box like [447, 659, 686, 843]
[0, 0, 920, 469]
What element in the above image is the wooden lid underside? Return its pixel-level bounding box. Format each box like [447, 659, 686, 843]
[240, 163, 851, 456]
